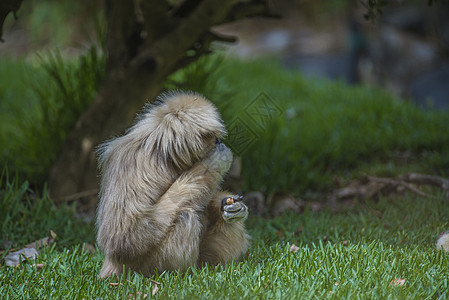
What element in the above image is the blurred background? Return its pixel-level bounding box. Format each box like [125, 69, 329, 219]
[1, 0, 448, 215]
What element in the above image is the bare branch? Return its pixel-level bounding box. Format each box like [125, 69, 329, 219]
[400, 173, 449, 190]
[366, 175, 436, 199]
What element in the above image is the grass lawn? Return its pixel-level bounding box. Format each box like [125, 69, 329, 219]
[1, 177, 448, 298]
[1, 52, 449, 299]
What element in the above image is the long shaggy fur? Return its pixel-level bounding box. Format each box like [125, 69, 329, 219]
[96, 91, 249, 277]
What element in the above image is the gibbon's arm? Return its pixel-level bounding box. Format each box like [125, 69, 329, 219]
[143, 142, 232, 247]
[199, 191, 250, 265]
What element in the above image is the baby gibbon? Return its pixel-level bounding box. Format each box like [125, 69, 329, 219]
[96, 91, 250, 278]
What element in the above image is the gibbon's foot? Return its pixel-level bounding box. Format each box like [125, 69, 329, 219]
[221, 195, 248, 223]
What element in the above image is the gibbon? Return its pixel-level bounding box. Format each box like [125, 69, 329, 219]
[96, 91, 250, 278]
[436, 231, 449, 251]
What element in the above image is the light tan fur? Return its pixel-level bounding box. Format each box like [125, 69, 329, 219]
[96, 91, 250, 278]
[436, 231, 449, 251]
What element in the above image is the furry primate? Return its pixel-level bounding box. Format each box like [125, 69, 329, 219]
[436, 230, 449, 251]
[96, 91, 250, 278]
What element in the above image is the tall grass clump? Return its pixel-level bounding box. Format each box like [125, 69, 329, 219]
[1, 45, 105, 184]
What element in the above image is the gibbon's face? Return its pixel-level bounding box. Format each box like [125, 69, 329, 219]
[166, 124, 223, 172]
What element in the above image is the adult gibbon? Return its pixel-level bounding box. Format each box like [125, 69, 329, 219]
[96, 91, 250, 278]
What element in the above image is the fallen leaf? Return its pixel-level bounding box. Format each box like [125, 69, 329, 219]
[389, 278, 406, 287]
[25, 238, 51, 249]
[109, 282, 123, 287]
[5, 248, 39, 267]
[83, 243, 96, 254]
[289, 244, 299, 253]
[25, 230, 57, 249]
[152, 284, 159, 296]
[33, 263, 44, 270]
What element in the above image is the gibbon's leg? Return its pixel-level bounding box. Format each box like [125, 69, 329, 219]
[146, 143, 233, 273]
[100, 142, 232, 277]
[100, 257, 122, 278]
[150, 209, 203, 273]
[199, 191, 250, 266]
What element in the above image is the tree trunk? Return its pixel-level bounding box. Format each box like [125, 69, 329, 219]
[48, 0, 272, 200]
[48, 71, 163, 199]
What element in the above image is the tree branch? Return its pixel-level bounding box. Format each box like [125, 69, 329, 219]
[169, 30, 236, 73]
[400, 173, 449, 190]
[131, 0, 240, 68]
[139, 0, 174, 43]
[0, 0, 22, 42]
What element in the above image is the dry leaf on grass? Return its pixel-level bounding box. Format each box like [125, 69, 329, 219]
[289, 244, 299, 253]
[109, 282, 123, 287]
[5, 247, 39, 267]
[26, 230, 57, 249]
[389, 278, 406, 287]
[4, 231, 57, 267]
[33, 263, 44, 270]
[83, 243, 96, 254]
[152, 283, 159, 296]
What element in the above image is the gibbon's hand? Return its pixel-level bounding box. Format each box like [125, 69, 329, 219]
[221, 195, 248, 223]
[202, 140, 233, 175]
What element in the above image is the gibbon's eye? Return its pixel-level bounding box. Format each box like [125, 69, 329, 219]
[216, 138, 221, 144]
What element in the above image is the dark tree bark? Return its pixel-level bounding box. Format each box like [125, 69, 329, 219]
[0, 0, 23, 42]
[48, 0, 272, 200]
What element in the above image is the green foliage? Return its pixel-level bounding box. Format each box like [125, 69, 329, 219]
[165, 54, 236, 106]
[0, 45, 105, 183]
[0, 171, 95, 251]
[168, 56, 449, 195]
[1, 178, 449, 298]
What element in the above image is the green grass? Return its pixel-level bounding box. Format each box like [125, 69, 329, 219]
[1, 175, 449, 298]
[0, 173, 95, 249]
[0, 190, 449, 299]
